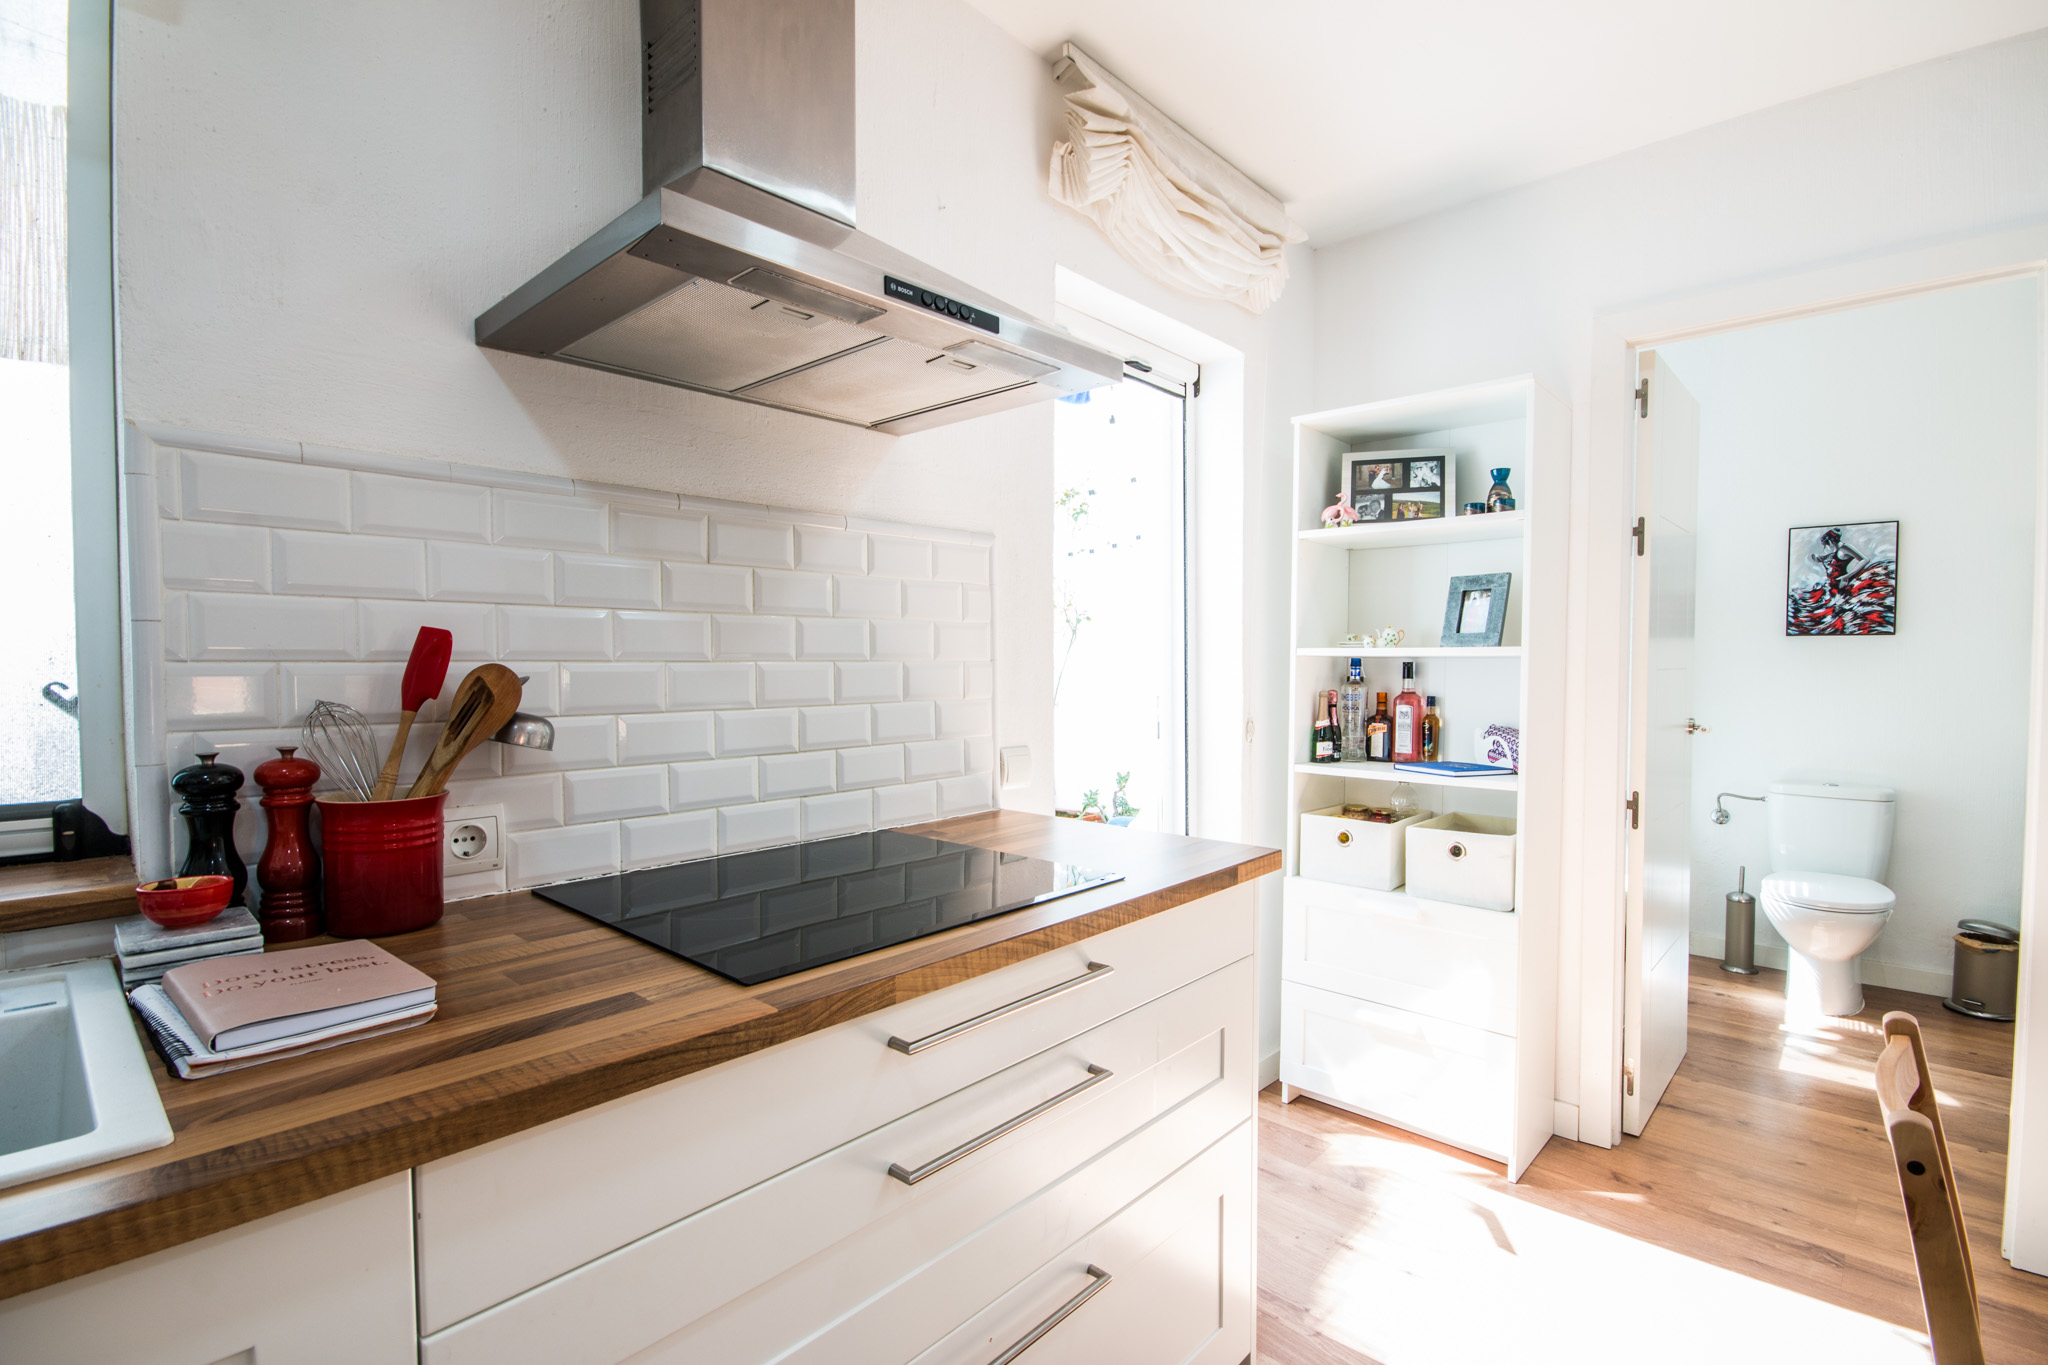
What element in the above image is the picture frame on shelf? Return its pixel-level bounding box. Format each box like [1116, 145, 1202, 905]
[1442, 572, 1511, 647]
[1341, 448, 1455, 523]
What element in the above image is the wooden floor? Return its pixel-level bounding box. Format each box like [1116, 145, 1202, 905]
[1257, 956, 2048, 1364]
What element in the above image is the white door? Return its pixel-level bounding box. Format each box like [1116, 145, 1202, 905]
[1623, 351, 1700, 1136]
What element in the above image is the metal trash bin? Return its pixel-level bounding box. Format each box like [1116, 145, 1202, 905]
[1944, 919, 2020, 1021]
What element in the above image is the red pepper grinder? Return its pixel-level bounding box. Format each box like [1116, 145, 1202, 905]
[254, 746, 323, 942]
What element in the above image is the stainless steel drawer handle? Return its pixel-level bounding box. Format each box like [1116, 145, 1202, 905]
[887, 1064, 1112, 1186]
[986, 1264, 1113, 1364]
[887, 962, 1114, 1055]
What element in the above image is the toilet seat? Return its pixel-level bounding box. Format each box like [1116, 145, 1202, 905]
[1760, 871, 1895, 915]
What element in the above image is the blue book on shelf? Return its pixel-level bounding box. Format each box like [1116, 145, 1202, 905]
[1393, 760, 1516, 778]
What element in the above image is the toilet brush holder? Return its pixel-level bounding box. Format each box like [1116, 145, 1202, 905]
[1722, 866, 1760, 975]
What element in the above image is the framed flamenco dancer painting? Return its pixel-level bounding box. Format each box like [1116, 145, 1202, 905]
[1786, 521, 1898, 636]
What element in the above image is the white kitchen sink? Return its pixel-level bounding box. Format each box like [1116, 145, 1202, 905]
[0, 957, 173, 1192]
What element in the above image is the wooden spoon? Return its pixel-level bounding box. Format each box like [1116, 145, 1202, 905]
[405, 665, 522, 799]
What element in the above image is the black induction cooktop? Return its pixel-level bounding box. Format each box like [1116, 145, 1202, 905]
[533, 830, 1123, 986]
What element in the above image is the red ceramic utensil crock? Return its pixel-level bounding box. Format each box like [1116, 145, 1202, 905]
[134, 874, 235, 928]
[317, 792, 446, 937]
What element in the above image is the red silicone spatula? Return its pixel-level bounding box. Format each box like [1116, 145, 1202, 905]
[370, 626, 454, 800]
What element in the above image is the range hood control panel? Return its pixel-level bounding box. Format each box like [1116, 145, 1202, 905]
[884, 276, 998, 334]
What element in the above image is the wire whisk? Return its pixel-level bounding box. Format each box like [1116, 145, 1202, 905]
[302, 700, 383, 801]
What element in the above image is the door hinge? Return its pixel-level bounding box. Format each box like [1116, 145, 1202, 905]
[1624, 1064, 1636, 1097]
[1632, 516, 1645, 556]
[1626, 791, 1640, 830]
[1635, 378, 1649, 417]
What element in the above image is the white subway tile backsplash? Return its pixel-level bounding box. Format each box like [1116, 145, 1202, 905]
[872, 621, 935, 661]
[794, 525, 867, 574]
[352, 471, 491, 542]
[450, 464, 575, 496]
[564, 764, 670, 823]
[903, 661, 965, 701]
[302, 442, 450, 481]
[797, 617, 869, 660]
[872, 701, 937, 743]
[616, 610, 712, 661]
[837, 744, 905, 790]
[361, 600, 496, 660]
[933, 542, 992, 585]
[870, 536, 934, 580]
[273, 530, 426, 599]
[873, 781, 939, 827]
[147, 428, 300, 462]
[429, 543, 552, 604]
[560, 662, 665, 715]
[754, 569, 832, 617]
[713, 615, 796, 660]
[613, 507, 708, 561]
[719, 800, 800, 852]
[575, 480, 678, 508]
[497, 605, 610, 660]
[667, 662, 754, 710]
[836, 662, 903, 703]
[509, 823, 620, 888]
[905, 739, 965, 780]
[834, 575, 901, 619]
[664, 562, 752, 613]
[938, 772, 993, 815]
[903, 581, 963, 623]
[759, 751, 835, 800]
[165, 664, 277, 728]
[965, 662, 993, 699]
[708, 518, 794, 569]
[802, 790, 871, 839]
[938, 698, 995, 738]
[757, 662, 834, 707]
[556, 554, 661, 609]
[800, 705, 870, 750]
[443, 773, 565, 831]
[500, 663, 561, 716]
[621, 810, 716, 869]
[936, 623, 992, 661]
[965, 737, 995, 775]
[283, 662, 407, 724]
[670, 758, 757, 811]
[618, 711, 715, 764]
[189, 593, 355, 660]
[715, 708, 799, 756]
[162, 593, 188, 659]
[128, 621, 167, 772]
[161, 522, 271, 593]
[503, 713, 617, 772]
[963, 587, 992, 623]
[181, 451, 348, 531]
[493, 490, 608, 551]
[125, 473, 163, 615]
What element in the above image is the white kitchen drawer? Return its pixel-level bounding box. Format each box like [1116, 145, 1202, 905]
[419, 957, 1257, 1365]
[416, 881, 1255, 1332]
[1281, 979, 1513, 1162]
[1282, 875, 1518, 1034]
[898, 1123, 1253, 1365]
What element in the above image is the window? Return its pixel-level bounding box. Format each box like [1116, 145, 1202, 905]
[1, 0, 122, 860]
[1051, 329, 1194, 833]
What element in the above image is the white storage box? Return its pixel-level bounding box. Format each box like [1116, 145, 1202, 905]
[1404, 813, 1517, 912]
[1299, 805, 1430, 891]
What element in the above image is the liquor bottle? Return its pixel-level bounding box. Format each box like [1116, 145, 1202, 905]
[1421, 696, 1442, 762]
[1311, 690, 1340, 764]
[1365, 692, 1392, 762]
[1392, 662, 1424, 762]
[1338, 659, 1368, 762]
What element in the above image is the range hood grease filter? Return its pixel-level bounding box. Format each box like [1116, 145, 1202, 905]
[475, 0, 1119, 434]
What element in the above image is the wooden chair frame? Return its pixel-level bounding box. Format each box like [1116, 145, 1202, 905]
[1874, 1010, 1985, 1365]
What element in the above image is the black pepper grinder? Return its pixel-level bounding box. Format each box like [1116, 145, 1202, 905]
[173, 752, 249, 907]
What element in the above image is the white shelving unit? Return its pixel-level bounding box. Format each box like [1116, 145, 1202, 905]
[1279, 375, 1569, 1180]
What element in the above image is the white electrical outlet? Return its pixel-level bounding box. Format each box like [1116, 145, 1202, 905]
[442, 804, 505, 876]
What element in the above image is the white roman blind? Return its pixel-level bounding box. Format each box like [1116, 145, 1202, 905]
[1047, 44, 1303, 315]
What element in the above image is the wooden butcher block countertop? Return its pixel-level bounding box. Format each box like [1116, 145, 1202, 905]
[0, 811, 1278, 1298]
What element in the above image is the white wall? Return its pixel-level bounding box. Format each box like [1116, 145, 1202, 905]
[1659, 276, 2042, 995]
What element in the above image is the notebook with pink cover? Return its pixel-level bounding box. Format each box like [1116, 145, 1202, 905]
[161, 940, 437, 1050]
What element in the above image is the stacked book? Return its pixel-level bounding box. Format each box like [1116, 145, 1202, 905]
[128, 940, 438, 1079]
[114, 906, 265, 987]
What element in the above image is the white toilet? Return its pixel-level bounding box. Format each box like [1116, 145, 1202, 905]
[1758, 780, 1897, 1017]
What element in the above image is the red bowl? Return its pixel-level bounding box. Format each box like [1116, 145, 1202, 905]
[135, 875, 235, 928]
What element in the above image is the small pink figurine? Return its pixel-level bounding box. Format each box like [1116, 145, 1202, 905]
[1321, 494, 1358, 528]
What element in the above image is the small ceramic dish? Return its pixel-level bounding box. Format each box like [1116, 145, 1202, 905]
[134, 875, 234, 928]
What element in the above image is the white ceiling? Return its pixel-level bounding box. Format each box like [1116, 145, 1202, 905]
[963, 0, 2048, 242]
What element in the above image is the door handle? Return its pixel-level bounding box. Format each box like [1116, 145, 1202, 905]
[887, 1065, 1112, 1185]
[985, 1265, 1114, 1364]
[887, 962, 1113, 1054]
[1685, 718, 1710, 734]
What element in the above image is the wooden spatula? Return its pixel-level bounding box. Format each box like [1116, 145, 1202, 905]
[371, 627, 454, 800]
[406, 664, 522, 799]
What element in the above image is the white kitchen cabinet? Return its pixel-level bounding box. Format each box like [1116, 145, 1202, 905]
[0, 1173, 415, 1365]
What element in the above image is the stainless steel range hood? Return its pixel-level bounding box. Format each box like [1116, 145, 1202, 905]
[475, 0, 1121, 434]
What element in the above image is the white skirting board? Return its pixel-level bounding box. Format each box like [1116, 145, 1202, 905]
[1687, 933, 1952, 1000]
[1551, 1101, 1578, 1142]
